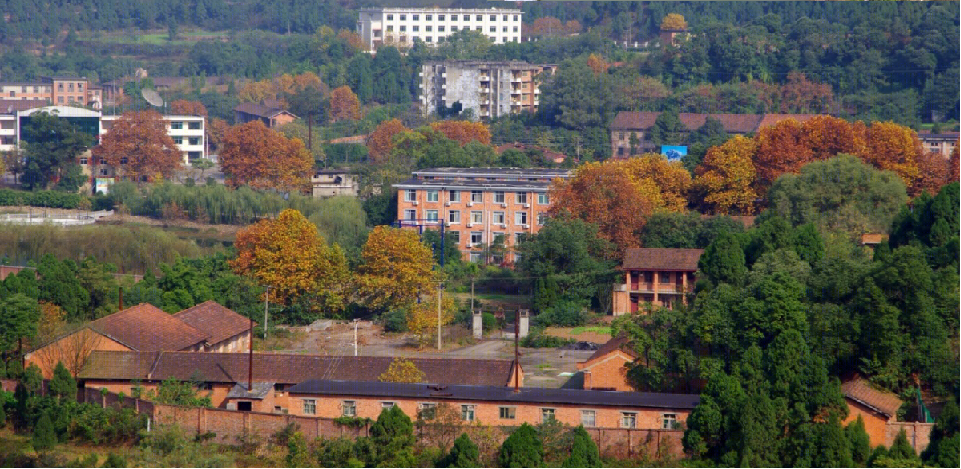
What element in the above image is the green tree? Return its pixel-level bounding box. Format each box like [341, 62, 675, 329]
[648, 107, 685, 147]
[308, 196, 369, 264]
[369, 406, 415, 465]
[0, 293, 40, 352]
[443, 433, 480, 468]
[21, 112, 95, 190]
[32, 411, 56, 453]
[49, 362, 77, 401]
[698, 231, 747, 287]
[37, 254, 90, 321]
[563, 426, 601, 467]
[498, 423, 543, 468]
[346, 54, 373, 104]
[887, 429, 918, 462]
[922, 399, 959, 468]
[846, 415, 872, 466]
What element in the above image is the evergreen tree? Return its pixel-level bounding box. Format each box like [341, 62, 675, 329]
[443, 433, 480, 468]
[563, 426, 601, 467]
[922, 399, 960, 468]
[698, 231, 747, 287]
[49, 362, 77, 402]
[887, 429, 918, 461]
[498, 423, 543, 468]
[32, 411, 56, 453]
[369, 406, 415, 465]
[846, 415, 872, 466]
[812, 414, 854, 468]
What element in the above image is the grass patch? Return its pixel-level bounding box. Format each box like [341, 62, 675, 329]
[570, 326, 612, 336]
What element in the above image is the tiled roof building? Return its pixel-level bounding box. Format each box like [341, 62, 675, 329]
[613, 248, 703, 314]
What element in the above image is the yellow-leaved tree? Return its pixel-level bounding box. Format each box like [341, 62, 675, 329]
[692, 136, 759, 215]
[230, 209, 349, 312]
[406, 294, 458, 347]
[660, 13, 688, 31]
[356, 226, 437, 313]
[378, 357, 426, 383]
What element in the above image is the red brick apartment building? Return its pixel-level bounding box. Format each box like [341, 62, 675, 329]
[394, 167, 571, 264]
[612, 248, 702, 315]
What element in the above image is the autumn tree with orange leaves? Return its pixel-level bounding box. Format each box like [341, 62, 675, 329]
[219, 121, 313, 192]
[862, 121, 924, 189]
[329, 85, 362, 122]
[693, 136, 759, 215]
[367, 118, 409, 164]
[429, 120, 491, 146]
[356, 226, 436, 313]
[528, 17, 564, 38]
[586, 54, 609, 75]
[237, 72, 328, 108]
[170, 100, 208, 117]
[550, 155, 690, 253]
[231, 209, 349, 311]
[93, 110, 183, 182]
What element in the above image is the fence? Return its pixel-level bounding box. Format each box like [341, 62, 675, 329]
[886, 421, 935, 454]
[79, 386, 686, 459]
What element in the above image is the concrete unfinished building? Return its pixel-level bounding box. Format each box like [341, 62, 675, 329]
[419, 61, 556, 121]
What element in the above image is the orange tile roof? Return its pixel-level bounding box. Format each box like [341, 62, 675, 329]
[174, 301, 252, 346]
[842, 378, 902, 418]
[622, 248, 704, 272]
[584, 334, 637, 364]
[88, 303, 209, 351]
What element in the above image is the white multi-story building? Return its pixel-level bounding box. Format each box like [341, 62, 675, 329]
[419, 61, 555, 121]
[357, 7, 523, 51]
[101, 114, 205, 163]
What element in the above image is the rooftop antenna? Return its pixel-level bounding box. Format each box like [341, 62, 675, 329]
[141, 88, 164, 109]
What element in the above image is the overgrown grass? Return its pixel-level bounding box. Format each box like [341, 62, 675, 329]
[570, 326, 612, 336]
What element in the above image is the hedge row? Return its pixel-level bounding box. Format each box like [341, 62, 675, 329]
[0, 189, 84, 209]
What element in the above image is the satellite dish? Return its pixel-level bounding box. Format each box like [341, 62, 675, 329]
[141, 88, 164, 107]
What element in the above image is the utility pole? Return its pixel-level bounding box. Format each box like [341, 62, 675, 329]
[437, 282, 443, 350]
[353, 319, 359, 356]
[262, 285, 270, 340]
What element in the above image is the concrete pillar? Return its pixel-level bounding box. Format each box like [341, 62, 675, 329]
[519, 310, 530, 338]
[472, 311, 483, 339]
[653, 271, 659, 305]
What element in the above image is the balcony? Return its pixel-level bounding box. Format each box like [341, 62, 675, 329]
[627, 282, 692, 295]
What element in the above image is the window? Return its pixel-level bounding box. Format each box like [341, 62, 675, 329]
[581, 410, 596, 428]
[499, 407, 516, 419]
[514, 15, 519, 21]
[537, 213, 548, 226]
[303, 399, 317, 415]
[425, 36, 432, 43]
[387, 14, 393, 20]
[99, 158, 106, 165]
[438, 26, 445, 32]
[475, 26, 482, 31]
[514, 233, 525, 245]
[425, 14, 432, 21]
[515, 192, 528, 204]
[513, 26, 519, 33]
[662, 413, 677, 429]
[492, 211, 505, 225]
[188, 151, 201, 159]
[58, 83, 64, 91]
[68, 83, 74, 92]
[427, 190, 439, 202]
[621, 412, 637, 429]
[412, 14, 419, 21]
[382, 402, 395, 409]
[490, 15, 496, 21]
[58, 96, 64, 103]
[470, 191, 483, 202]
[449, 231, 460, 244]
[503, 26, 508, 33]
[438, 15, 445, 21]
[419, 403, 437, 420]
[400, 25, 406, 32]
[387, 25, 394, 32]
[33, 86, 39, 93]
[7, 91, 13, 97]
[404, 209, 417, 221]
[170, 121, 183, 130]
[475, 15, 482, 21]
[470, 252, 482, 263]
[470, 232, 483, 246]
[542, 408, 556, 423]
[470, 211, 483, 224]
[515, 212, 528, 226]
[461, 405, 475, 422]
[490, 26, 496, 33]
[342, 401, 356, 417]
[79, 157, 88, 165]
[188, 121, 201, 130]
[78, 83, 83, 91]
[120, 157, 128, 165]
[413, 25, 419, 32]
[660, 272, 670, 283]
[503, 15, 508, 21]
[538, 193, 549, 205]
[448, 210, 461, 224]
[450, 26, 457, 32]
[99, 168, 109, 176]
[451, 15, 457, 21]
[188, 137, 200, 146]
[400, 14, 406, 20]
[494, 191, 505, 203]
[405, 189, 417, 202]
[238, 401, 252, 411]
[426, 210, 439, 221]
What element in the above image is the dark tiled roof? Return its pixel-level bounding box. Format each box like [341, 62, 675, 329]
[622, 248, 704, 272]
[288, 380, 700, 409]
[175, 301, 252, 345]
[226, 382, 273, 400]
[0, 100, 47, 114]
[79, 351, 517, 387]
[234, 102, 292, 119]
[80, 351, 160, 380]
[88, 304, 209, 351]
[584, 334, 637, 363]
[611, 111, 824, 134]
[842, 378, 902, 418]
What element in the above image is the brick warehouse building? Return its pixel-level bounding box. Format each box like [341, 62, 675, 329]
[394, 167, 571, 264]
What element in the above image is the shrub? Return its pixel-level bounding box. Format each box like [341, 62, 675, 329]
[532, 300, 589, 328]
[521, 328, 575, 348]
[442, 433, 480, 468]
[0, 188, 84, 209]
[482, 312, 497, 331]
[563, 426, 601, 467]
[32, 411, 57, 453]
[498, 423, 543, 468]
[382, 309, 408, 333]
[49, 362, 77, 402]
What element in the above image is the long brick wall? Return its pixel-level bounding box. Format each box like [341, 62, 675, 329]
[886, 421, 935, 454]
[80, 386, 686, 460]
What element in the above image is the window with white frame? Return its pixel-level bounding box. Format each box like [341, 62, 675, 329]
[405, 189, 417, 202]
[469, 252, 482, 263]
[170, 121, 183, 130]
[494, 191, 505, 203]
[515, 192, 528, 204]
[499, 407, 516, 419]
[471, 211, 483, 224]
[581, 410, 596, 428]
[382, 402, 395, 409]
[449, 231, 460, 244]
[427, 190, 439, 202]
[449, 190, 461, 202]
[662, 413, 677, 429]
[438, 26, 445, 32]
[448, 210, 461, 224]
[621, 412, 637, 429]
[537, 213, 548, 226]
[419, 402, 437, 420]
[514, 233, 525, 245]
[470, 232, 483, 246]
[404, 209, 416, 221]
[492, 211, 505, 225]
[426, 210, 439, 221]
[342, 401, 356, 417]
[538, 193, 550, 205]
[471, 190, 483, 202]
[542, 408, 555, 423]
[461, 405, 475, 422]
[515, 212, 528, 225]
[303, 399, 317, 415]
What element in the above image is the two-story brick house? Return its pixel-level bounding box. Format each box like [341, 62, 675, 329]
[394, 167, 571, 264]
[612, 248, 703, 315]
